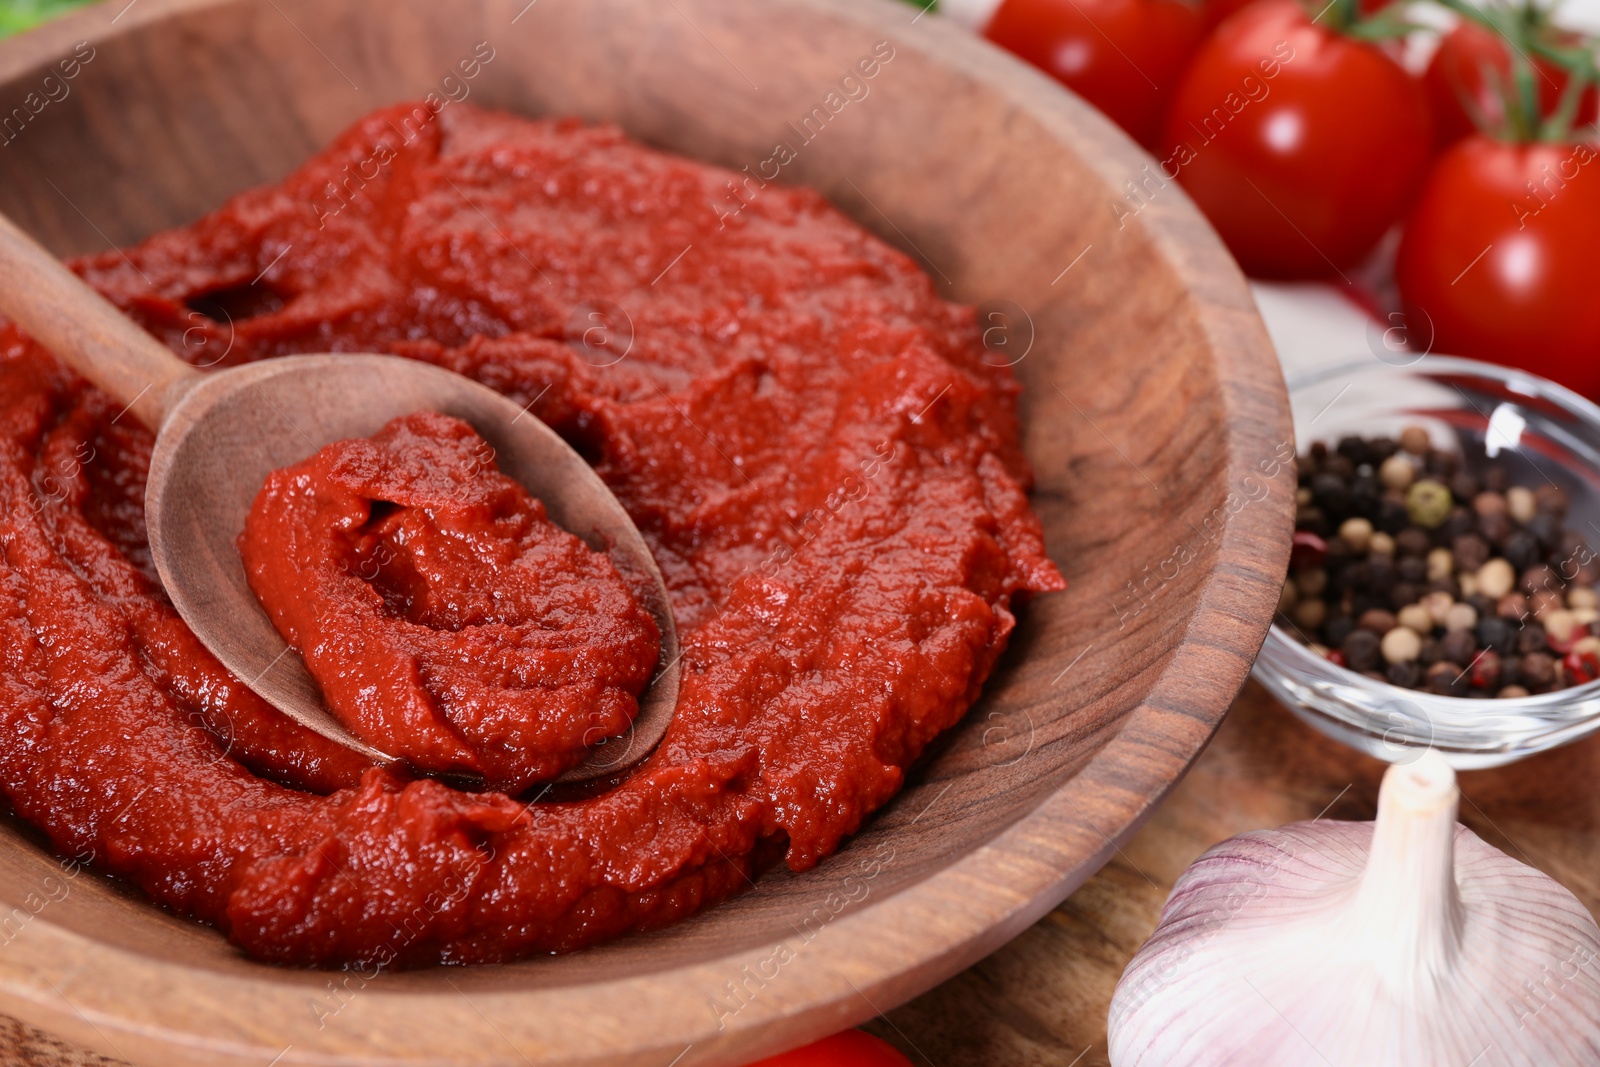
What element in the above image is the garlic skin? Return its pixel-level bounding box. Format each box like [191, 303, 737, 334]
[1109, 753, 1600, 1066]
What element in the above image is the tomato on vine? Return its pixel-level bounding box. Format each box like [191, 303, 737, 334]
[745, 1029, 914, 1067]
[982, 0, 1205, 149]
[1397, 0, 1600, 394]
[1423, 12, 1600, 149]
[1159, 0, 1432, 278]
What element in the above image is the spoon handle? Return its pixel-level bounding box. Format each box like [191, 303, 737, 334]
[0, 211, 197, 431]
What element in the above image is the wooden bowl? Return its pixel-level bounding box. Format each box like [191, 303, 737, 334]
[0, 1, 1293, 1064]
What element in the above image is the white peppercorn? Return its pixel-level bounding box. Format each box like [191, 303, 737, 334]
[1444, 602, 1478, 634]
[1381, 626, 1423, 664]
[1378, 454, 1415, 491]
[1339, 517, 1374, 554]
[1545, 609, 1580, 645]
[1397, 604, 1434, 634]
[1427, 547, 1454, 582]
[1477, 558, 1516, 600]
[1423, 590, 1456, 626]
[1506, 486, 1537, 525]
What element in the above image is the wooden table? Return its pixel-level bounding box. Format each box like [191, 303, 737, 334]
[7, 682, 1597, 1066]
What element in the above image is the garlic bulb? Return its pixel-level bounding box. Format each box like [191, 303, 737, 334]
[1109, 752, 1600, 1066]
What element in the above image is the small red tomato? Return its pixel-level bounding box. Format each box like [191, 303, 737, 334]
[1423, 20, 1600, 150]
[984, 0, 1205, 149]
[1395, 136, 1600, 397]
[1202, 0, 1259, 30]
[1160, 0, 1431, 277]
[746, 1030, 914, 1067]
[1204, 0, 1390, 29]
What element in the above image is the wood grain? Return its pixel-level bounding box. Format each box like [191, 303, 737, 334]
[0, 0, 1292, 1064]
[0, 210, 192, 429]
[12, 681, 1595, 1066]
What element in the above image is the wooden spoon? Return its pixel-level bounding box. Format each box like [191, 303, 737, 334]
[0, 212, 680, 786]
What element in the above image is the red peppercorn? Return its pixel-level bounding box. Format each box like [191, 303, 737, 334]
[1470, 650, 1501, 691]
[1326, 649, 1346, 668]
[1565, 648, 1600, 685]
[1291, 531, 1327, 571]
[1548, 623, 1588, 656]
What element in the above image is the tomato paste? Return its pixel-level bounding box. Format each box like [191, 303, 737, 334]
[240, 411, 660, 792]
[0, 102, 1063, 967]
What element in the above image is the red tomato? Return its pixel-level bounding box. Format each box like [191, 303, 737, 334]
[1395, 136, 1600, 397]
[1203, 0, 1389, 30]
[984, 0, 1205, 149]
[1423, 20, 1600, 149]
[1203, 0, 1259, 29]
[746, 1030, 914, 1067]
[1159, 0, 1432, 277]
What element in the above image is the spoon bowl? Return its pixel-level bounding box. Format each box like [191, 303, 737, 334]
[149, 353, 681, 782]
[0, 214, 679, 786]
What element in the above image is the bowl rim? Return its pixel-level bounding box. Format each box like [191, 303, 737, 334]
[0, 1, 1292, 1064]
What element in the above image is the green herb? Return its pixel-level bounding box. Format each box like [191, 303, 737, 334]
[0, 0, 98, 40]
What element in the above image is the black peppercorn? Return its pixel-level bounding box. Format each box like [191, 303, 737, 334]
[1425, 450, 1460, 478]
[1368, 436, 1399, 463]
[1516, 623, 1549, 655]
[1395, 528, 1432, 557]
[1526, 513, 1558, 552]
[1534, 483, 1569, 518]
[1312, 472, 1352, 516]
[1358, 608, 1398, 635]
[1449, 471, 1479, 505]
[1386, 661, 1423, 688]
[1521, 651, 1557, 690]
[1322, 615, 1357, 648]
[1324, 454, 1355, 480]
[1323, 535, 1353, 572]
[1349, 592, 1385, 618]
[1436, 506, 1476, 544]
[1476, 617, 1514, 655]
[1441, 629, 1477, 666]
[1425, 660, 1470, 696]
[1389, 582, 1423, 612]
[1522, 564, 1559, 597]
[1375, 497, 1410, 534]
[1452, 534, 1491, 573]
[1418, 636, 1443, 665]
[1502, 530, 1540, 571]
[1484, 466, 1510, 492]
[1350, 475, 1381, 519]
[1477, 511, 1512, 547]
[1396, 556, 1427, 584]
[1340, 629, 1383, 672]
[1337, 435, 1372, 467]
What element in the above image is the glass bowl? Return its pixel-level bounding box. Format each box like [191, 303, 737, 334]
[1252, 357, 1600, 769]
